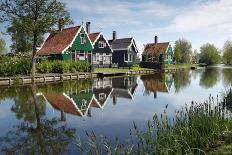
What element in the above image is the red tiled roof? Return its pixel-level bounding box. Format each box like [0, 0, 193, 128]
[36, 26, 81, 56]
[143, 42, 169, 55]
[89, 32, 100, 44]
[44, 93, 81, 116]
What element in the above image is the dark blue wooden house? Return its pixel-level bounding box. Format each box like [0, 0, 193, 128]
[109, 31, 139, 67]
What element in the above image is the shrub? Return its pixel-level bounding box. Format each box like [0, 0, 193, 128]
[36, 60, 91, 74]
[132, 64, 140, 68]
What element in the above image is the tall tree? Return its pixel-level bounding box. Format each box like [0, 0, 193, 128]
[7, 18, 44, 54]
[199, 43, 221, 65]
[192, 49, 199, 64]
[0, 0, 72, 79]
[174, 38, 192, 63]
[223, 40, 232, 65]
[0, 37, 6, 55]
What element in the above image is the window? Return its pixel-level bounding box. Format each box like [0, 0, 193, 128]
[129, 54, 132, 62]
[99, 93, 106, 100]
[79, 53, 85, 60]
[80, 33, 86, 44]
[93, 54, 96, 62]
[125, 53, 128, 61]
[99, 41, 104, 48]
[105, 55, 111, 62]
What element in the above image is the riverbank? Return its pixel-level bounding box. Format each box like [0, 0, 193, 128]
[0, 69, 157, 86]
[164, 63, 199, 70]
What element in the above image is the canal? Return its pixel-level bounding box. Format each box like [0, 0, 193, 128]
[0, 65, 231, 154]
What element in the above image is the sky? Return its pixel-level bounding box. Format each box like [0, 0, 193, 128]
[1, 0, 232, 53]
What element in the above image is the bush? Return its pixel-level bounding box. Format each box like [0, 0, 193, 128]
[0, 56, 31, 76]
[36, 60, 91, 74]
[131, 64, 140, 68]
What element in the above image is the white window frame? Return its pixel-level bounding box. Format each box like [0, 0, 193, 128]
[99, 41, 104, 48]
[93, 53, 96, 62]
[99, 93, 106, 100]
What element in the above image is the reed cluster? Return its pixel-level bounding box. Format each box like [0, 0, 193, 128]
[77, 93, 232, 155]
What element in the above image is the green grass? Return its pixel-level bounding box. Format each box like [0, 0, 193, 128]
[164, 63, 199, 69]
[76, 90, 232, 155]
[93, 67, 153, 73]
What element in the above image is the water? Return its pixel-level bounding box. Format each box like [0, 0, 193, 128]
[0, 65, 232, 154]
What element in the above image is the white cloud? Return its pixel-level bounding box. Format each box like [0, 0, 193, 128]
[163, 0, 232, 33]
[61, 0, 176, 27]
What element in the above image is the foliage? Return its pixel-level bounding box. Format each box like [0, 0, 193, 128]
[77, 94, 232, 154]
[174, 38, 192, 63]
[36, 60, 91, 74]
[0, 0, 73, 77]
[223, 40, 232, 65]
[131, 64, 140, 68]
[192, 49, 200, 64]
[173, 70, 191, 92]
[7, 18, 44, 53]
[0, 37, 6, 55]
[199, 43, 221, 65]
[0, 55, 32, 76]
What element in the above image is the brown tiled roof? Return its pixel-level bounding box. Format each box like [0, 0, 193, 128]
[143, 42, 169, 55]
[89, 32, 100, 44]
[36, 26, 81, 56]
[44, 93, 81, 116]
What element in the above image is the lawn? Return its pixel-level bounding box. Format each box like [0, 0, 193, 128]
[93, 67, 154, 73]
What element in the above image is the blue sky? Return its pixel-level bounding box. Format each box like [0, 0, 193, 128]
[1, 0, 232, 53]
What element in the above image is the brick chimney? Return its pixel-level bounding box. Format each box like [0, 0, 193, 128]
[113, 31, 117, 40]
[86, 22, 91, 34]
[154, 36, 158, 44]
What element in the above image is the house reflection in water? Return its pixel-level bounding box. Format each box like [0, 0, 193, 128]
[43, 89, 101, 121]
[140, 73, 173, 99]
[39, 76, 138, 120]
[110, 76, 138, 105]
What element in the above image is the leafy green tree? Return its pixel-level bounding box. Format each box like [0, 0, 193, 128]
[7, 19, 44, 53]
[0, 37, 6, 55]
[192, 49, 199, 64]
[199, 43, 221, 65]
[223, 40, 232, 65]
[174, 38, 192, 63]
[0, 0, 72, 79]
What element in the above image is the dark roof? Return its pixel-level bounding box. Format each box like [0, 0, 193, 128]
[36, 26, 81, 56]
[110, 88, 133, 99]
[143, 42, 169, 55]
[89, 32, 100, 44]
[108, 38, 133, 50]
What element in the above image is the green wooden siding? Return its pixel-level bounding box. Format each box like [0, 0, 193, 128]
[70, 27, 93, 53]
[164, 47, 174, 64]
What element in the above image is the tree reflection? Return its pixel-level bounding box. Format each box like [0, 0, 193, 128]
[173, 70, 191, 93]
[199, 68, 220, 89]
[222, 68, 232, 86]
[0, 84, 75, 154]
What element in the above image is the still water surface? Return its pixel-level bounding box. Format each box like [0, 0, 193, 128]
[0, 65, 231, 154]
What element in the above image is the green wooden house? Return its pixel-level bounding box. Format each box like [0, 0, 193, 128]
[142, 36, 174, 65]
[36, 25, 93, 63]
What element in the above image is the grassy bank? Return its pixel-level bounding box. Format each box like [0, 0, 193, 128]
[164, 63, 199, 70]
[77, 90, 232, 154]
[94, 67, 154, 73]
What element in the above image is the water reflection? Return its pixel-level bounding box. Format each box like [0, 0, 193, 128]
[0, 85, 76, 154]
[200, 68, 220, 89]
[222, 68, 232, 86]
[140, 74, 173, 98]
[0, 66, 232, 154]
[173, 70, 191, 93]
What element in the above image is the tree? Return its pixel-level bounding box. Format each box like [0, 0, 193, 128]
[7, 18, 44, 53]
[223, 40, 232, 65]
[192, 49, 199, 64]
[199, 43, 221, 65]
[0, 0, 72, 79]
[0, 37, 6, 55]
[174, 38, 192, 63]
